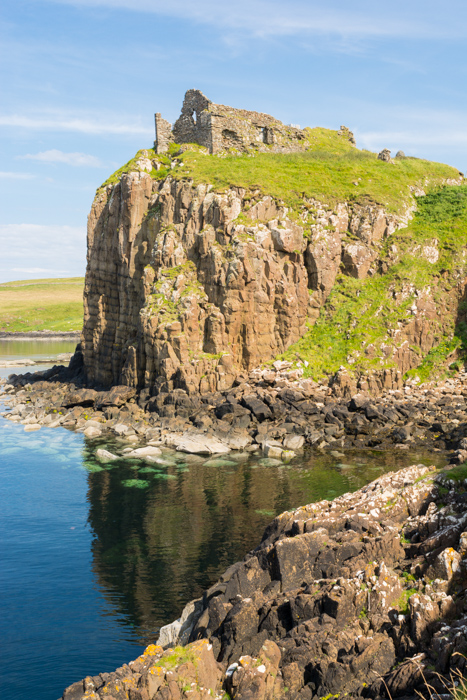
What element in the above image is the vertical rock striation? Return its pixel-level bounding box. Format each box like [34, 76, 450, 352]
[82, 167, 410, 395]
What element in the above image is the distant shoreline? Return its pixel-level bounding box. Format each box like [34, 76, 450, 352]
[0, 331, 80, 340]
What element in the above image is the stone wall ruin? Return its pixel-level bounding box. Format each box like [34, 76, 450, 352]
[155, 88, 310, 155]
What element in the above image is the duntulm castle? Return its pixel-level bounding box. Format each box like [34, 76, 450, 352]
[154, 89, 310, 155]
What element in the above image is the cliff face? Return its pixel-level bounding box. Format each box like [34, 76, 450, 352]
[82, 167, 413, 393]
[82, 111, 466, 395]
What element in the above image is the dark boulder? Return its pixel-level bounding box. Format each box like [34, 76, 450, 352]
[241, 395, 272, 422]
[96, 385, 136, 407]
[63, 388, 99, 408]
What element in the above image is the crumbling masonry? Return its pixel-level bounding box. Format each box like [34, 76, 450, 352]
[154, 89, 310, 155]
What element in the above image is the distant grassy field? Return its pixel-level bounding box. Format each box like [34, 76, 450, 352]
[0, 278, 84, 332]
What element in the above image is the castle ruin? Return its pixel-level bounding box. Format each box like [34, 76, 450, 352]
[154, 89, 310, 155]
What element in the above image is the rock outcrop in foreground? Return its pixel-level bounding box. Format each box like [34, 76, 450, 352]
[61, 463, 467, 700]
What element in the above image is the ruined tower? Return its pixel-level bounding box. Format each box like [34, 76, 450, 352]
[155, 89, 309, 155]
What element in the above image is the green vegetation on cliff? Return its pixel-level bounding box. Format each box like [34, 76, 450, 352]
[99, 129, 459, 216]
[99, 143, 184, 189]
[100, 129, 459, 216]
[0, 277, 84, 332]
[281, 186, 467, 380]
[176, 129, 459, 214]
[100, 148, 169, 189]
[97, 130, 465, 384]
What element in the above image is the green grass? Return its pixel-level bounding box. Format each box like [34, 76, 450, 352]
[153, 646, 197, 670]
[173, 128, 458, 215]
[401, 571, 416, 583]
[99, 148, 170, 189]
[440, 464, 467, 483]
[394, 588, 418, 614]
[0, 277, 84, 332]
[99, 129, 459, 216]
[279, 185, 467, 379]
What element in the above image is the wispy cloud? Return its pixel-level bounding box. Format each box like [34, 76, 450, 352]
[19, 149, 104, 167]
[352, 105, 467, 163]
[43, 0, 467, 40]
[0, 171, 35, 180]
[0, 224, 86, 283]
[0, 114, 153, 136]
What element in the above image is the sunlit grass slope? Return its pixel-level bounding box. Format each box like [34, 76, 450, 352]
[0, 278, 84, 332]
[177, 129, 459, 214]
[280, 186, 467, 380]
[100, 129, 460, 216]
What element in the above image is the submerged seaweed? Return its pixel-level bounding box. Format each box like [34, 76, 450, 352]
[121, 479, 150, 489]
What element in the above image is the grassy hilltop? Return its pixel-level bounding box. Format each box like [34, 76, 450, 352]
[0, 278, 84, 333]
[100, 128, 459, 215]
[97, 130, 466, 383]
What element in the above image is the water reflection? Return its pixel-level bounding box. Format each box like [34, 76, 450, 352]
[85, 440, 446, 644]
[0, 339, 77, 361]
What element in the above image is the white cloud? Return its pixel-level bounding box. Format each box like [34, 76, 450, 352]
[0, 114, 153, 136]
[19, 149, 104, 167]
[0, 171, 35, 180]
[0, 224, 86, 283]
[351, 105, 467, 166]
[43, 0, 467, 40]
[11, 267, 72, 275]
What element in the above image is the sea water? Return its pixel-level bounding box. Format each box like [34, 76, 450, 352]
[0, 339, 77, 363]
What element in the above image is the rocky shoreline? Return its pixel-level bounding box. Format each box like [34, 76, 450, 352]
[58, 461, 467, 700]
[2, 351, 467, 464]
[3, 357, 467, 700]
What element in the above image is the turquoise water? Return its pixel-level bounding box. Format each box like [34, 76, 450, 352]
[0, 355, 447, 699]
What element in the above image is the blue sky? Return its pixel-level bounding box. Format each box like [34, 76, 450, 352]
[1, 0, 466, 282]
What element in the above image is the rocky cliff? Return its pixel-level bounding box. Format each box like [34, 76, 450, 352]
[82, 116, 465, 396]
